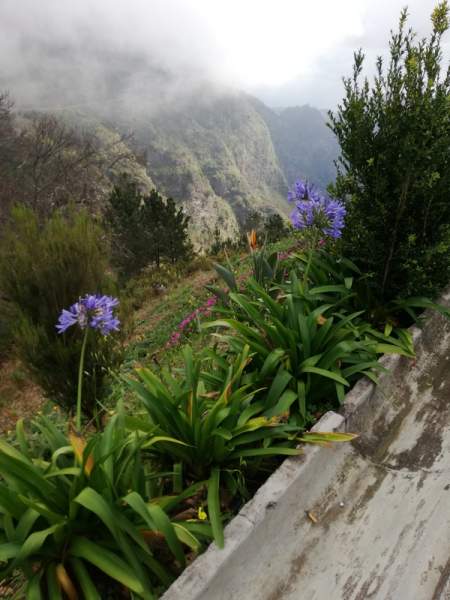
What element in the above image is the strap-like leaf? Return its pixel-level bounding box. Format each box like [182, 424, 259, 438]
[207, 468, 223, 548]
[70, 536, 147, 597]
[70, 557, 102, 600]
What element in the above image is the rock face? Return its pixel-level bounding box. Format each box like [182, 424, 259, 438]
[2, 35, 338, 238]
[106, 91, 338, 244]
[112, 91, 289, 246]
[251, 99, 339, 191]
[17, 87, 338, 243]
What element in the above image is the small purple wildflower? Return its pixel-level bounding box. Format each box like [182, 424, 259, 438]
[288, 178, 346, 239]
[56, 294, 120, 336]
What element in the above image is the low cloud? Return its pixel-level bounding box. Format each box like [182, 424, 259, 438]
[0, 0, 447, 112]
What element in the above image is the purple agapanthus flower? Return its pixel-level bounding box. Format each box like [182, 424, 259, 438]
[288, 178, 346, 239]
[56, 294, 120, 336]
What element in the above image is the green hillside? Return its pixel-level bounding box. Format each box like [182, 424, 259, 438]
[7, 88, 338, 244]
[109, 91, 289, 246]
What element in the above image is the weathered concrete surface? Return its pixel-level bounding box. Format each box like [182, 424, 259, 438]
[162, 294, 450, 600]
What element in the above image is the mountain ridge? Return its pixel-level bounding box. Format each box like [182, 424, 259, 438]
[8, 88, 338, 245]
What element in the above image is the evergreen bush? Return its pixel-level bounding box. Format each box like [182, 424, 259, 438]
[0, 205, 123, 414]
[106, 175, 192, 278]
[329, 2, 450, 303]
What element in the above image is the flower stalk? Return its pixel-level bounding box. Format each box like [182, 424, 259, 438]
[56, 293, 120, 427]
[76, 327, 89, 430]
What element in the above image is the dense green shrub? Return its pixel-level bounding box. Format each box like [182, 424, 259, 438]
[0, 299, 14, 358]
[209, 248, 414, 419]
[329, 2, 450, 303]
[126, 345, 312, 547]
[0, 413, 210, 598]
[0, 205, 122, 413]
[263, 213, 291, 243]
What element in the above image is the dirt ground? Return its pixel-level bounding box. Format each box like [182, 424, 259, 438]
[0, 358, 45, 434]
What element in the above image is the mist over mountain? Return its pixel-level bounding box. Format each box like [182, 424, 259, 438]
[0, 16, 339, 243]
[2, 83, 338, 243]
[77, 87, 339, 244]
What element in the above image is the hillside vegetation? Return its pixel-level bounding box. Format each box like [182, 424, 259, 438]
[1, 87, 337, 244]
[1, 4, 449, 598]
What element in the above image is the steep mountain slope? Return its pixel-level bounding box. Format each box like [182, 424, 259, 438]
[2, 33, 339, 238]
[110, 91, 288, 247]
[252, 99, 339, 191]
[8, 85, 338, 245]
[104, 91, 338, 245]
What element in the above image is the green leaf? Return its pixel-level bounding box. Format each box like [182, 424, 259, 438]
[18, 524, 62, 562]
[335, 382, 346, 404]
[173, 523, 201, 552]
[308, 284, 349, 295]
[297, 314, 311, 357]
[260, 349, 285, 378]
[264, 390, 298, 418]
[44, 467, 81, 478]
[172, 462, 183, 494]
[17, 496, 65, 524]
[15, 419, 29, 459]
[0, 441, 63, 508]
[230, 447, 300, 458]
[70, 557, 102, 600]
[236, 401, 265, 428]
[155, 481, 206, 513]
[207, 468, 223, 548]
[124, 491, 185, 568]
[298, 381, 306, 421]
[301, 432, 358, 443]
[213, 263, 237, 291]
[374, 343, 413, 357]
[25, 571, 43, 600]
[45, 564, 63, 600]
[344, 277, 353, 290]
[74, 488, 118, 538]
[70, 537, 147, 596]
[141, 436, 191, 450]
[0, 483, 26, 519]
[300, 366, 349, 385]
[267, 370, 292, 406]
[0, 542, 21, 561]
[16, 508, 40, 542]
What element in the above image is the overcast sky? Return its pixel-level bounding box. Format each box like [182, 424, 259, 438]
[0, 0, 447, 111]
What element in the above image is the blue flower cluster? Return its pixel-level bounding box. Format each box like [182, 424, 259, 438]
[56, 294, 120, 336]
[288, 178, 346, 239]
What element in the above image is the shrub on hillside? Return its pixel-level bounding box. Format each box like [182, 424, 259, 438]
[329, 2, 450, 303]
[106, 174, 192, 278]
[0, 205, 123, 414]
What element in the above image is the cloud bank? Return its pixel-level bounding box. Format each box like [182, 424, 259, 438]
[0, 0, 446, 112]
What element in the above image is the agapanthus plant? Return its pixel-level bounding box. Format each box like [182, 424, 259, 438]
[288, 178, 346, 287]
[56, 294, 120, 335]
[288, 178, 346, 240]
[56, 294, 120, 428]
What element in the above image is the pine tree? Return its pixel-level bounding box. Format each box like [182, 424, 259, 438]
[106, 175, 192, 277]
